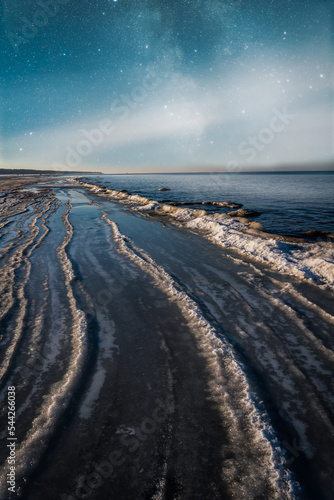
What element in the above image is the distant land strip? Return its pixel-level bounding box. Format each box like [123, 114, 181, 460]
[0, 168, 102, 175]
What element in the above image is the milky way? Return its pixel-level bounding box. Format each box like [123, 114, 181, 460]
[1, 0, 333, 171]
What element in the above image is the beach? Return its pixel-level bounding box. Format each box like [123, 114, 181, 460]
[0, 176, 334, 499]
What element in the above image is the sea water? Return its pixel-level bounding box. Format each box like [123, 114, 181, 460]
[86, 172, 334, 237]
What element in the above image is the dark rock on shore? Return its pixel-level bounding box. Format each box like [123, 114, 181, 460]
[229, 208, 262, 217]
[211, 201, 243, 209]
[302, 230, 334, 241]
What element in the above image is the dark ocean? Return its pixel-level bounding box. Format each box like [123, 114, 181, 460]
[87, 171, 334, 237]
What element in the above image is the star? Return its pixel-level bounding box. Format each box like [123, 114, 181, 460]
[2, 0, 332, 172]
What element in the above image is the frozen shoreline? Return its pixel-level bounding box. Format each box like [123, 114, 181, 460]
[0, 180, 334, 498]
[72, 179, 334, 288]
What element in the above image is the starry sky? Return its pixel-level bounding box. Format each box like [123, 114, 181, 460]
[1, 0, 333, 172]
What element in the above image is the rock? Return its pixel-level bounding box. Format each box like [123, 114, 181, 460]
[228, 208, 262, 218]
[302, 230, 334, 241]
[235, 217, 250, 224]
[192, 210, 206, 218]
[158, 187, 171, 191]
[212, 201, 243, 209]
[249, 221, 265, 231]
[213, 213, 230, 218]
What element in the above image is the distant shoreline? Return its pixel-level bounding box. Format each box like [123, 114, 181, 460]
[86, 170, 334, 176]
[0, 169, 102, 175]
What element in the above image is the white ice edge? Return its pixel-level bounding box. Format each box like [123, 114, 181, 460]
[73, 180, 334, 288]
[102, 214, 297, 498]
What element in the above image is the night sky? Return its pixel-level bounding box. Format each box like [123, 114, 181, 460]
[1, 0, 333, 172]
